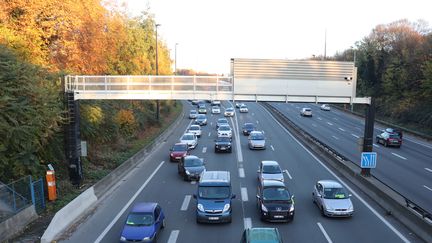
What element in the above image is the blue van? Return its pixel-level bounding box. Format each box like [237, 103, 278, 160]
[194, 171, 235, 223]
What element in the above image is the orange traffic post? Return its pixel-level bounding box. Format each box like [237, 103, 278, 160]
[46, 170, 57, 201]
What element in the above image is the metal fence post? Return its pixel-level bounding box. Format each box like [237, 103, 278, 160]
[40, 178, 45, 209]
[29, 176, 35, 206]
[12, 184, 16, 212]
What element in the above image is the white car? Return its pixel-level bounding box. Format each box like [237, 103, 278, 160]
[235, 102, 243, 108]
[257, 161, 285, 182]
[320, 104, 331, 111]
[300, 108, 312, 117]
[239, 104, 248, 113]
[211, 100, 221, 106]
[248, 131, 266, 150]
[211, 106, 221, 114]
[189, 110, 198, 119]
[188, 125, 202, 138]
[224, 107, 235, 117]
[312, 180, 354, 217]
[180, 133, 198, 149]
[217, 125, 232, 138]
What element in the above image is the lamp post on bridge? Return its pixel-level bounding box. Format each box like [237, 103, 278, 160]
[175, 43, 178, 75]
[155, 23, 161, 121]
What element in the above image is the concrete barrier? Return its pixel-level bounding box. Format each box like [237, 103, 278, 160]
[0, 205, 38, 241]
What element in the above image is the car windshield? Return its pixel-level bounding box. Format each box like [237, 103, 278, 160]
[389, 134, 400, 139]
[304, 108, 311, 111]
[240, 105, 247, 108]
[189, 126, 199, 131]
[323, 187, 348, 199]
[190, 110, 197, 114]
[262, 187, 290, 201]
[197, 115, 206, 119]
[219, 126, 230, 131]
[198, 186, 230, 199]
[212, 106, 219, 109]
[126, 212, 154, 226]
[226, 108, 234, 111]
[262, 165, 282, 174]
[218, 119, 228, 124]
[182, 134, 194, 140]
[250, 133, 264, 140]
[184, 158, 203, 167]
[216, 137, 231, 142]
[172, 144, 187, 151]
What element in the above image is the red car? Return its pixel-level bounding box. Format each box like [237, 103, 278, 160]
[169, 143, 189, 162]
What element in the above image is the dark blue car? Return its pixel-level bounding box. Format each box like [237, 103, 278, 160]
[120, 202, 165, 243]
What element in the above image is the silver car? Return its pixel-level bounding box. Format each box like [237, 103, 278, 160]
[312, 180, 354, 217]
[217, 125, 232, 138]
[224, 107, 235, 117]
[248, 131, 266, 150]
[180, 133, 198, 149]
[189, 110, 198, 119]
[188, 125, 202, 138]
[257, 161, 284, 182]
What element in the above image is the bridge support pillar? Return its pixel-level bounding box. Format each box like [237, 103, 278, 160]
[361, 97, 375, 176]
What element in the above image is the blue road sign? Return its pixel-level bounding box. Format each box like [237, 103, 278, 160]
[361, 152, 377, 168]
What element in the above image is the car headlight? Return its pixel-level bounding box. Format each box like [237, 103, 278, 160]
[120, 236, 126, 241]
[197, 203, 205, 212]
[222, 203, 230, 213]
[289, 204, 295, 212]
[185, 170, 191, 175]
[348, 204, 354, 211]
[143, 236, 151, 241]
[261, 204, 268, 212]
[325, 205, 334, 211]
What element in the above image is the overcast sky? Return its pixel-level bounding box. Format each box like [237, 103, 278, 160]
[122, 0, 432, 74]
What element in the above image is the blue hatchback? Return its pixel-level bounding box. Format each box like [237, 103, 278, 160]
[120, 202, 165, 243]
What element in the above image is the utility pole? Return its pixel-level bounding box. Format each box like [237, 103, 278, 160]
[175, 43, 178, 75]
[155, 23, 160, 121]
[323, 29, 327, 60]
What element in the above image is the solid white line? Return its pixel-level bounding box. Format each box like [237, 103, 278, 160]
[261, 107, 410, 243]
[270, 145, 275, 151]
[332, 136, 339, 140]
[241, 187, 249, 202]
[423, 185, 432, 192]
[327, 122, 333, 126]
[284, 170, 293, 180]
[181, 195, 192, 211]
[202, 147, 207, 153]
[94, 162, 165, 243]
[338, 128, 345, 132]
[244, 217, 252, 229]
[317, 222, 333, 243]
[183, 119, 194, 135]
[239, 168, 245, 178]
[167, 230, 180, 243]
[391, 152, 407, 160]
[373, 144, 380, 148]
[351, 134, 360, 138]
[425, 168, 432, 173]
[230, 108, 243, 163]
[312, 123, 317, 127]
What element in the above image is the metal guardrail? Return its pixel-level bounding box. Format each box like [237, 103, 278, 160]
[262, 102, 431, 222]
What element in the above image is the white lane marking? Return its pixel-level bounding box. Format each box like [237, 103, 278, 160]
[181, 195, 191, 211]
[95, 162, 165, 243]
[252, 113, 255, 116]
[244, 217, 252, 229]
[404, 137, 432, 149]
[327, 122, 333, 126]
[167, 230, 180, 243]
[312, 123, 317, 127]
[262, 107, 410, 243]
[183, 119, 194, 135]
[296, 106, 300, 109]
[284, 169, 293, 180]
[391, 153, 407, 160]
[318, 117, 322, 120]
[425, 168, 432, 173]
[191, 180, 196, 185]
[202, 147, 207, 153]
[208, 132, 211, 137]
[230, 108, 243, 163]
[373, 144, 380, 148]
[270, 145, 275, 151]
[351, 134, 360, 138]
[241, 187, 249, 202]
[239, 168, 245, 178]
[210, 122, 213, 126]
[332, 136, 339, 140]
[317, 222, 333, 243]
[256, 120, 259, 124]
[423, 185, 432, 192]
[338, 128, 345, 132]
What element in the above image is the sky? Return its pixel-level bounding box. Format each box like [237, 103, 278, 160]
[122, 0, 432, 74]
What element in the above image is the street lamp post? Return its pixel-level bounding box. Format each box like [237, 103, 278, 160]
[174, 43, 178, 75]
[155, 23, 161, 121]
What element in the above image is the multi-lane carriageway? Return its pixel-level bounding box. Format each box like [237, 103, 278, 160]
[61, 101, 428, 243]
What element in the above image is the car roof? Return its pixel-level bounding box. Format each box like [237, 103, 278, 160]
[190, 110, 197, 112]
[226, 107, 234, 110]
[174, 142, 188, 146]
[250, 131, 263, 135]
[184, 155, 200, 160]
[197, 114, 206, 118]
[262, 180, 285, 188]
[190, 124, 200, 128]
[199, 171, 230, 185]
[261, 161, 279, 166]
[182, 132, 195, 136]
[245, 228, 280, 242]
[131, 202, 157, 213]
[318, 180, 343, 188]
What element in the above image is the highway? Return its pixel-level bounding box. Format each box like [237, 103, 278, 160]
[270, 102, 432, 214]
[60, 101, 421, 243]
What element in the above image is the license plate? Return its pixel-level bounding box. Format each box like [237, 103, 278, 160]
[220, 147, 226, 150]
[208, 217, 219, 220]
[175, 157, 181, 159]
[273, 215, 284, 219]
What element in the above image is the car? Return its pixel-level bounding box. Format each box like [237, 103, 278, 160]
[191, 100, 199, 105]
[198, 104, 207, 114]
[189, 110, 198, 119]
[211, 100, 221, 106]
[242, 123, 255, 135]
[385, 127, 403, 139]
[240, 228, 283, 243]
[216, 118, 229, 128]
[217, 124, 232, 138]
[300, 108, 312, 117]
[194, 171, 235, 223]
[376, 131, 402, 147]
[180, 133, 198, 149]
[214, 136, 232, 153]
[256, 180, 295, 222]
[188, 124, 202, 138]
[239, 104, 248, 113]
[236, 102, 243, 108]
[195, 114, 207, 126]
[224, 107, 235, 117]
[211, 106, 221, 114]
[257, 161, 284, 182]
[320, 104, 331, 111]
[248, 131, 266, 150]
[196, 100, 206, 108]
[169, 143, 189, 162]
[178, 155, 206, 181]
[120, 202, 165, 243]
[312, 180, 354, 217]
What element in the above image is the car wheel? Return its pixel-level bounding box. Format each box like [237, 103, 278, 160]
[214, 149, 218, 153]
[384, 141, 388, 147]
[321, 206, 325, 217]
[162, 219, 166, 228]
[229, 148, 232, 153]
[196, 218, 201, 224]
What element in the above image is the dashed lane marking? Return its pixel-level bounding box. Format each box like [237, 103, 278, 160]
[327, 122, 333, 126]
[425, 168, 432, 173]
[285, 170, 293, 180]
[239, 168, 245, 178]
[351, 134, 360, 138]
[167, 230, 180, 243]
[244, 218, 252, 229]
[338, 128, 345, 132]
[332, 136, 339, 140]
[317, 222, 333, 243]
[181, 195, 191, 211]
[391, 152, 407, 160]
[241, 187, 249, 202]
[423, 185, 432, 192]
[270, 145, 275, 151]
[202, 147, 207, 153]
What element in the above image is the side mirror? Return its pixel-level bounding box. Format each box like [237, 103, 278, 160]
[257, 170, 260, 173]
[349, 194, 352, 197]
[256, 195, 260, 199]
[231, 194, 236, 199]
[193, 194, 197, 199]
